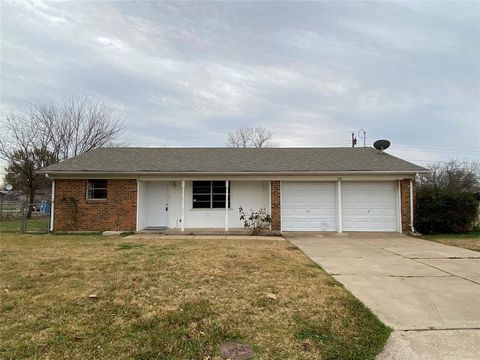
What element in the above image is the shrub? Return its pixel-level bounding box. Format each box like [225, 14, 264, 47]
[415, 188, 479, 234]
[239, 207, 271, 235]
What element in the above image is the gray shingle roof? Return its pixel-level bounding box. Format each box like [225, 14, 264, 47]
[41, 147, 427, 174]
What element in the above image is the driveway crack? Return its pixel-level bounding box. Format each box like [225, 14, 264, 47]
[399, 327, 480, 332]
[380, 247, 480, 286]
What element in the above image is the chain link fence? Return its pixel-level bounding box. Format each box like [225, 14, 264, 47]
[0, 202, 51, 234]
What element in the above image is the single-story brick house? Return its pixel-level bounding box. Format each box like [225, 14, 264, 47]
[41, 147, 427, 233]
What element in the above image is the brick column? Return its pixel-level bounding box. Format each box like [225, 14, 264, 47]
[400, 179, 416, 232]
[271, 181, 281, 231]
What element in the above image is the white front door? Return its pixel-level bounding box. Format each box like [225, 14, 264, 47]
[144, 182, 169, 227]
[282, 182, 337, 231]
[341, 182, 397, 231]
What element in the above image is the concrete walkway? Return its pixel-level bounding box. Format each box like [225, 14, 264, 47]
[126, 233, 284, 241]
[285, 232, 480, 360]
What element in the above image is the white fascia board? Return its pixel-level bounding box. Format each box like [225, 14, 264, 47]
[47, 174, 418, 181]
[45, 170, 426, 180]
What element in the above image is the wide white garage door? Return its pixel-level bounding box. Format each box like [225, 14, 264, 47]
[342, 182, 397, 231]
[282, 182, 337, 231]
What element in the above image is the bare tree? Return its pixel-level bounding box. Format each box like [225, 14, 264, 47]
[0, 113, 55, 210]
[33, 94, 125, 160]
[226, 127, 273, 148]
[0, 95, 125, 207]
[418, 160, 479, 193]
[4, 148, 57, 209]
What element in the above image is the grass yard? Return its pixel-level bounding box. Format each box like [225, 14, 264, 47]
[421, 230, 480, 252]
[0, 218, 49, 233]
[0, 234, 390, 360]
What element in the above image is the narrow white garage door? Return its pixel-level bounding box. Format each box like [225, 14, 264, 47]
[282, 182, 337, 231]
[342, 182, 397, 231]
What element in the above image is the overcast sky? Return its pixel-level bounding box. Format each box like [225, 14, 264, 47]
[1, 0, 479, 168]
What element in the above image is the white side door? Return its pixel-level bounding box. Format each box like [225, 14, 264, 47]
[145, 182, 169, 227]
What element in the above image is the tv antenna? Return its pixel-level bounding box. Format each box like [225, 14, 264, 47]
[358, 129, 366, 147]
[373, 139, 391, 153]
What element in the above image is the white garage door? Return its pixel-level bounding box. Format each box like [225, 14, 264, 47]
[282, 182, 337, 231]
[342, 182, 397, 231]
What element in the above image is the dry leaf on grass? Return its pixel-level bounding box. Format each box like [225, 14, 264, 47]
[88, 294, 98, 298]
[266, 293, 277, 300]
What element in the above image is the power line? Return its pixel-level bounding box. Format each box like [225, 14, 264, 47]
[396, 147, 479, 153]
[393, 143, 479, 151]
[403, 158, 479, 164]
[392, 148, 478, 155]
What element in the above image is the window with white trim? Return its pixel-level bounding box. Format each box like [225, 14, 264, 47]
[87, 180, 108, 200]
[192, 181, 230, 209]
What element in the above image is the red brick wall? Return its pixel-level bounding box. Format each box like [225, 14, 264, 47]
[54, 179, 137, 232]
[400, 178, 416, 232]
[271, 181, 281, 230]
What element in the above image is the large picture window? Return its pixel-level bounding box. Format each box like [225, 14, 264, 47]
[192, 181, 230, 209]
[87, 180, 108, 200]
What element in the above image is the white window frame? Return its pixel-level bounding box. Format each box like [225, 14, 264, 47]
[192, 181, 231, 209]
[86, 179, 108, 200]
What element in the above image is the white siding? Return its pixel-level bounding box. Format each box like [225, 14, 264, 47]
[168, 181, 183, 229]
[341, 182, 397, 231]
[282, 182, 337, 231]
[167, 180, 269, 228]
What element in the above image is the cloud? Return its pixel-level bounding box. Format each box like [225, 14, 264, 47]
[0, 0, 478, 167]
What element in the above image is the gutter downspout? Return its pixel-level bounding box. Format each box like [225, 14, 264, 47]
[225, 180, 229, 231]
[409, 179, 415, 232]
[268, 181, 272, 231]
[181, 180, 185, 231]
[136, 179, 140, 231]
[49, 180, 55, 232]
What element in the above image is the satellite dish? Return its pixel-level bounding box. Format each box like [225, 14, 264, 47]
[373, 140, 391, 151]
[5, 184, 13, 191]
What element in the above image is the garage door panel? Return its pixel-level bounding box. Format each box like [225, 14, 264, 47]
[342, 182, 397, 232]
[370, 209, 396, 216]
[282, 181, 398, 232]
[310, 219, 336, 228]
[282, 182, 337, 231]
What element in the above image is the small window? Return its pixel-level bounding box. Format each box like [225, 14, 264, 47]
[87, 180, 107, 200]
[192, 181, 230, 209]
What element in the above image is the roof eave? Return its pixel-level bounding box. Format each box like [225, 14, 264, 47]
[43, 169, 429, 176]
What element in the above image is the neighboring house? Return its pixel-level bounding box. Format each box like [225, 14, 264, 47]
[41, 147, 427, 233]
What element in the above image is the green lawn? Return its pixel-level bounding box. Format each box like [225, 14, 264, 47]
[421, 230, 480, 252]
[0, 234, 391, 359]
[0, 218, 49, 233]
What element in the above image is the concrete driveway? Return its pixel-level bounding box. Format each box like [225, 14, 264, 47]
[285, 232, 480, 360]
